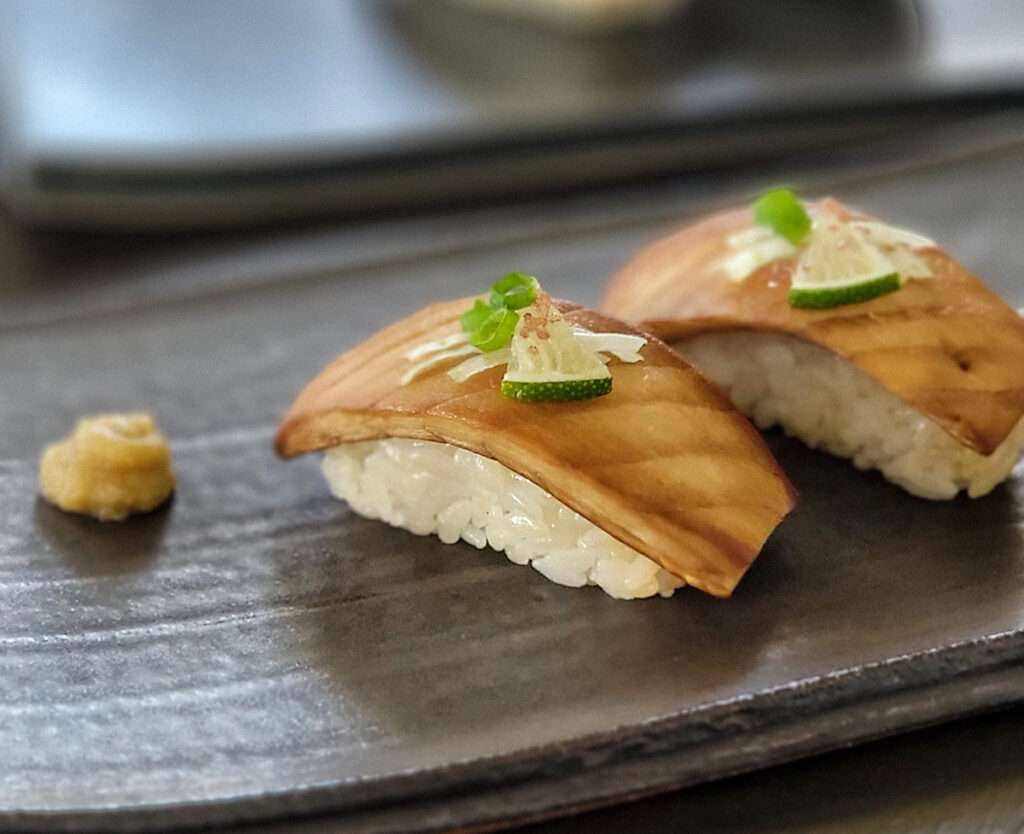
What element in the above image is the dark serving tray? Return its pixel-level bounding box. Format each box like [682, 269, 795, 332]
[2, 131, 1024, 832]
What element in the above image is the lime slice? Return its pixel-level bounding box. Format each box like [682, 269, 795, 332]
[788, 272, 899, 309]
[502, 297, 611, 402]
[721, 225, 797, 282]
[501, 377, 612, 402]
[789, 206, 901, 309]
[851, 220, 935, 281]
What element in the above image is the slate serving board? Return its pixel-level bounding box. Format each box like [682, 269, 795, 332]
[2, 128, 1024, 833]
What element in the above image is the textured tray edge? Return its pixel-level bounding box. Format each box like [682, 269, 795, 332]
[5, 627, 1022, 833]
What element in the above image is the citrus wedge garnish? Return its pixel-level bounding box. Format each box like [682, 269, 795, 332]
[788, 203, 901, 309]
[501, 377, 612, 402]
[502, 292, 612, 402]
[406, 274, 643, 398]
[788, 272, 900, 309]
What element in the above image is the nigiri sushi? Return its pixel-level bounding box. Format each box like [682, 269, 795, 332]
[601, 191, 1024, 500]
[276, 274, 796, 599]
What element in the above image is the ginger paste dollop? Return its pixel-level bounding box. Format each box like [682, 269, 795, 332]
[38, 413, 175, 521]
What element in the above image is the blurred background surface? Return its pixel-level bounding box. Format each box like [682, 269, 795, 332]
[1, 0, 1023, 228]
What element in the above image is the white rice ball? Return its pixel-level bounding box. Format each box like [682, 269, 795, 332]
[680, 331, 1024, 500]
[321, 438, 685, 599]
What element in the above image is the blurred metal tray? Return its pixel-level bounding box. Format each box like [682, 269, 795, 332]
[2, 0, 1024, 228]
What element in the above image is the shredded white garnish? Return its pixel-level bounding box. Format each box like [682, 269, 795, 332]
[571, 327, 647, 362]
[720, 226, 796, 282]
[886, 248, 932, 282]
[401, 340, 479, 385]
[447, 348, 511, 382]
[727, 225, 782, 249]
[405, 331, 470, 360]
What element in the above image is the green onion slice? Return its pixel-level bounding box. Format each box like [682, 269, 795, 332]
[489, 272, 538, 310]
[753, 189, 811, 246]
[460, 299, 493, 333]
[469, 308, 519, 352]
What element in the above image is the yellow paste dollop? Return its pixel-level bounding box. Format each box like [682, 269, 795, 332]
[38, 413, 176, 521]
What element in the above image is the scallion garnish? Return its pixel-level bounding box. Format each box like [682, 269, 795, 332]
[489, 272, 539, 311]
[460, 299, 493, 332]
[460, 272, 539, 352]
[469, 308, 519, 352]
[433, 274, 647, 391]
[753, 189, 811, 246]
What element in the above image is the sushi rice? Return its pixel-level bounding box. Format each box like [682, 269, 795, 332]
[680, 330, 1024, 500]
[322, 438, 685, 599]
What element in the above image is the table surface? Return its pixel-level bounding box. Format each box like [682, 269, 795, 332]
[3, 109, 1024, 834]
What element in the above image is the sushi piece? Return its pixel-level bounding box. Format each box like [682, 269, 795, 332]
[601, 191, 1024, 499]
[276, 274, 796, 599]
